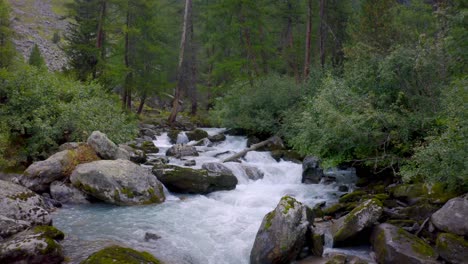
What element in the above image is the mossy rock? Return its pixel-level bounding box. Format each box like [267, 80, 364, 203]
[390, 184, 427, 200]
[338, 190, 367, 203]
[373, 193, 390, 201]
[386, 219, 417, 228]
[139, 141, 159, 154]
[322, 202, 357, 217]
[186, 129, 208, 141]
[33, 226, 65, 240]
[426, 183, 459, 204]
[167, 130, 180, 144]
[80, 246, 162, 264]
[436, 232, 468, 264]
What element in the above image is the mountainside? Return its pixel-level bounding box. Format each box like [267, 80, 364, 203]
[8, 0, 70, 71]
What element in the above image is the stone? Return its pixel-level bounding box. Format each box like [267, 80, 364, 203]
[208, 133, 226, 142]
[242, 165, 264, 181]
[202, 162, 233, 176]
[250, 196, 314, 264]
[87, 131, 129, 160]
[119, 144, 147, 164]
[0, 215, 30, 239]
[155, 166, 237, 194]
[390, 184, 427, 204]
[144, 232, 161, 242]
[431, 196, 468, 236]
[144, 157, 169, 166]
[167, 130, 180, 144]
[70, 160, 165, 205]
[436, 232, 468, 264]
[331, 199, 383, 245]
[371, 223, 438, 264]
[0, 180, 51, 226]
[166, 144, 198, 158]
[186, 129, 208, 141]
[302, 156, 324, 184]
[270, 150, 303, 163]
[184, 160, 196, 166]
[338, 186, 349, 192]
[0, 226, 64, 264]
[80, 246, 162, 264]
[58, 142, 84, 151]
[50, 181, 90, 204]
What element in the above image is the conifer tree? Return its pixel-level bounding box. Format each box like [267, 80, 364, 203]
[0, 0, 15, 68]
[28, 44, 46, 68]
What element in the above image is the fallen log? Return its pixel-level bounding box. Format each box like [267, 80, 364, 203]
[222, 136, 283, 163]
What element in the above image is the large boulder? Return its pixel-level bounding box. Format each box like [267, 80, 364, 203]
[208, 133, 226, 142]
[301, 156, 324, 184]
[0, 226, 64, 264]
[436, 232, 468, 264]
[87, 131, 130, 160]
[0, 216, 31, 239]
[20, 145, 100, 193]
[202, 162, 233, 176]
[431, 196, 468, 236]
[242, 165, 264, 181]
[250, 196, 314, 264]
[155, 166, 237, 194]
[0, 180, 51, 226]
[50, 181, 90, 204]
[371, 223, 438, 264]
[166, 144, 198, 158]
[331, 199, 383, 245]
[81, 246, 162, 264]
[186, 128, 209, 141]
[70, 160, 165, 205]
[119, 144, 147, 164]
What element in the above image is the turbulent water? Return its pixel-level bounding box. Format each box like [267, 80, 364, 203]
[52, 128, 368, 264]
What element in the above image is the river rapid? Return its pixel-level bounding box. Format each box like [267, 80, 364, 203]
[52, 128, 369, 264]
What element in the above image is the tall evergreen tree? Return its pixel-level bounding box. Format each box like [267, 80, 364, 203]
[28, 44, 46, 68]
[0, 0, 15, 68]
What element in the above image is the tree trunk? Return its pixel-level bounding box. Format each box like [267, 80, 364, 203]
[319, 0, 326, 69]
[137, 94, 146, 115]
[189, 2, 197, 116]
[96, 0, 106, 59]
[303, 0, 312, 80]
[168, 0, 192, 124]
[284, 0, 299, 82]
[123, 4, 132, 110]
[223, 136, 284, 163]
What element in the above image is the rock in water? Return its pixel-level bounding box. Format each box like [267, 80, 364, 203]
[302, 156, 324, 184]
[242, 165, 264, 180]
[166, 144, 198, 158]
[436, 232, 468, 264]
[0, 215, 31, 239]
[87, 131, 130, 160]
[0, 180, 51, 227]
[431, 195, 468, 236]
[186, 129, 209, 141]
[70, 160, 165, 205]
[80, 246, 162, 264]
[155, 166, 237, 194]
[0, 226, 65, 264]
[371, 223, 438, 264]
[50, 181, 90, 204]
[250, 196, 314, 264]
[208, 133, 226, 142]
[331, 199, 383, 245]
[202, 162, 233, 176]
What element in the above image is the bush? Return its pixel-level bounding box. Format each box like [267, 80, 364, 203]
[0, 64, 137, 166]
[211, 75, 314, 136]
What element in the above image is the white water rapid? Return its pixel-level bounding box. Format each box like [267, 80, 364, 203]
[52, 128, 371, 264]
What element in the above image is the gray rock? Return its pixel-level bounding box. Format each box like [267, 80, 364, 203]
[50, 181, 90, 204]
[166, 144, 198, 158]
[250, 196, 314, 264]
[0, 226, 64, 264]
[242, 165, 264, 180]
[331, 199, 383, 245]
[119, 144, 147, 164]
[208, 133, 226, 142]
[431, 196, 468, 236]
[144, 232, 161, 242]
[184, 160, 196, 166]
[0, 180, 51, 226]
[186, 129, 209, 141]
[302, 156, 324, 184]
[144, 156, 169, 166]
[371, 223, 438, 264]
[0, 216, 31, 239]
[436, 232, 468, 264]
[20, 150, 73, 193]
[155, 166, 237, 194]
[202, 162, 233, 176]
[70, 160, 165, 205]
[87, 131, 127, 160]
[58, 142, 84, 151]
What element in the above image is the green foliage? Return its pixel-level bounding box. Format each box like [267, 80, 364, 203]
[28, 44, 46, 68]
[211, 75, 310, 135]
[52, 31, 61, 44]
[0, 64, 137, 165]
[0, 0, 15, 68]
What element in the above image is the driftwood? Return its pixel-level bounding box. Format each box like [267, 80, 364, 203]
[222, 136, 283, 163]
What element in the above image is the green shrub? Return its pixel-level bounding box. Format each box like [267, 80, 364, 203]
[0, 64, 137, 165]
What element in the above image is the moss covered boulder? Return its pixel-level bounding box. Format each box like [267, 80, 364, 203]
[338, 190, 367, 203]
[0, 180, 51, 227]
[81, 246, 162, 264]
[208, 133, 226, 142]
[70, 160, 165, 205]
[371, 223, 438, 264]
[87, 131, 130, 160]
[431, 196, 468, 236]
[167, 130, 180, 144]
[166, 144, 198, 158]
[436, 232, 468, 264]
[250, 196, 314, 264]
[155, 166, 237, 194]
[186, 129, 209, 141]
[331, 199, 383, 245]
[0, 225, 64, 264]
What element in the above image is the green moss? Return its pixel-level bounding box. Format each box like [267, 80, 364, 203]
[322, 202, 357, 216]
[391, 184, 427, 199]
[40, 237, 62, 255]
[396, 228, 436, 257]
[120, 187, 135, 199]
[80, 246, 163, 264]
[8, 191, 35, 201]
[436, 233, 468, 251]
[281, 196, 297, 214]
[374, 193, 389, 201]
[113, 190, 121, 202]
[74, 182, 98, 195]
[143, 187, 164, 204]
[338, 190, 367, 203]
[374, 229, 387, 263]
[427, 183, 459, 204]
[33, 226, 65, 240]
[167, 130, 180, 143]
[186, 129, 208, 141]
[265, 211, 275, 230]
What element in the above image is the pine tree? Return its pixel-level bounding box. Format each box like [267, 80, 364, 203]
[0, 0, 15, 68]
[28, 44, 46, 68]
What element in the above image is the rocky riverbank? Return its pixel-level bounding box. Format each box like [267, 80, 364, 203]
[0, 125, 466, 264]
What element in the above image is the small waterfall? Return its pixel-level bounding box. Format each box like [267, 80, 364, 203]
[176, 132, 189, 144]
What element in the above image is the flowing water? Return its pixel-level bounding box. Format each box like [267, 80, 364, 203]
[52, 128, 371, 264]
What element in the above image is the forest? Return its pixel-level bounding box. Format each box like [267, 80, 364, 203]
[0, 0, 466, 263]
